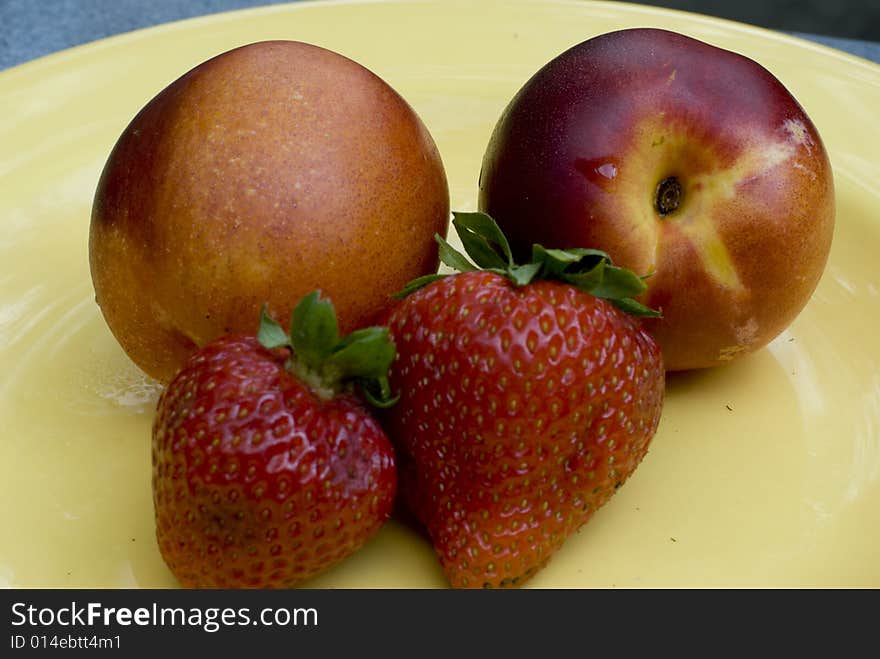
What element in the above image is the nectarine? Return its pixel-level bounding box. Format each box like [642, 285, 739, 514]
[479, 28, 834, 370]
[91, 40, 449, 382]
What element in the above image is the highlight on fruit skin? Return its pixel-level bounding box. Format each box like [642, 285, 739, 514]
[382, 212, 665, 588]
[90, 39, 450, 384]
[151, 292, 398, 588]
[478, 27, 835, 371]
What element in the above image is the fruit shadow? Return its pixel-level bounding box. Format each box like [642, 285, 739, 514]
[663, 348, 785, 399]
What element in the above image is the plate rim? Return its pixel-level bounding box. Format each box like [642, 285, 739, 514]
[1, 0, 879, 84]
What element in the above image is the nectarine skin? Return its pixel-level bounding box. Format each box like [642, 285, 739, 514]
[479, 28, 834, 370]
[91, 41, 449, 383]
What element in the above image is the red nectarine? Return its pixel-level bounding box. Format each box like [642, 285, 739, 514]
[479, 28, 834, 370]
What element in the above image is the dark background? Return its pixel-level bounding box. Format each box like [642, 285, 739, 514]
[1, 0, 878, 70]
[639, 0, 879, 40]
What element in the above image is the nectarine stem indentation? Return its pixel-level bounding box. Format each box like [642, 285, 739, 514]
[655, 176, 682, 217]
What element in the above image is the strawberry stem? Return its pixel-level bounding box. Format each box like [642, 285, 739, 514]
[257, 294, 398, 407]
[396, 211, 661, 318]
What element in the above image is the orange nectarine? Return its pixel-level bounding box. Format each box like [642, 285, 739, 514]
[90, 40, 449, 382]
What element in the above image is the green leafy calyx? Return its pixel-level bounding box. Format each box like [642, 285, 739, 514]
[398, 211, 661, 317]
[257, 292, 398, 407]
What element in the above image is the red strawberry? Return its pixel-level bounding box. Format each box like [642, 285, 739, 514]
[384, 212, 664, 588]
[152, 292, 398, 588]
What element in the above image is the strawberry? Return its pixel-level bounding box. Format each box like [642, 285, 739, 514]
[152, 292, 398, 588]
[383, 212, 664, 588]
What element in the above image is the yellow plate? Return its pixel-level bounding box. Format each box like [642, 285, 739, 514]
[2, 0, 879, 588]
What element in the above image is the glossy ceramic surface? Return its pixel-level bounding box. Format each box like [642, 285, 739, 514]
[1, 0, 878, 587]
